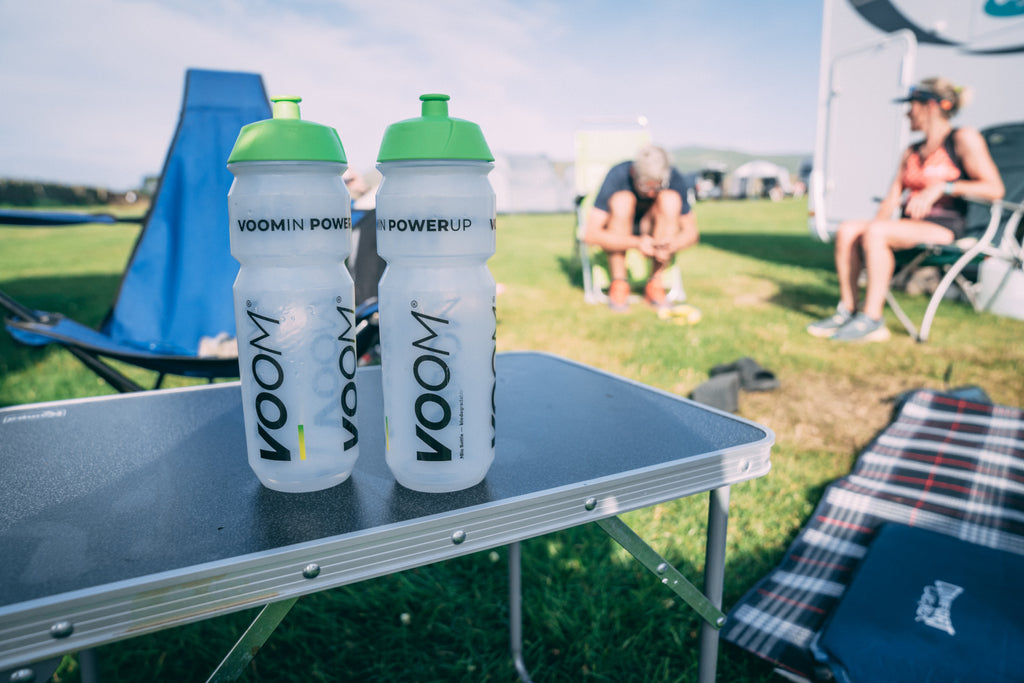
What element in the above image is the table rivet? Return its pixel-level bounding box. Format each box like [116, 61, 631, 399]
[451, 530, 466, 545]
[9, 669, 36, 683]
[656, 562, 669, 574]
[49, 620, 74, 639]
[740, 460, 751, 473]
[715, 615, 727, 628]
[584, 497, 597, 511]
[302, 563, 321, 579]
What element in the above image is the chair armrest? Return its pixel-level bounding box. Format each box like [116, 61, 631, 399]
[962, 195, 1024, 213]
[961, 195, 1024, 261]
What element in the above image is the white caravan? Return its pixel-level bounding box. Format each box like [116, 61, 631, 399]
[810, 0, 1024, 241]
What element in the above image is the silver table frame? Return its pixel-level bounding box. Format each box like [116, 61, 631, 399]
[0, 352, 772, 681]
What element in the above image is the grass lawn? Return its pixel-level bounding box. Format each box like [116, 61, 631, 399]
[2, 198, 1022, 681]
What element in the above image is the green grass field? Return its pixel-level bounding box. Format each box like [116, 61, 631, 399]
[2, 198, 1022, 681]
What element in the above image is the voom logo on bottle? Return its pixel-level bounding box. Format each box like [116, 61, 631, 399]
[245, 309, 292, 461]
[320, 304, 359, 452]
[245, 303, 360, 462]
[409, 307, 454, 461]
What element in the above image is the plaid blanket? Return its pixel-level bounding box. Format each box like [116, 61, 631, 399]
[722, 389, 1024, 681]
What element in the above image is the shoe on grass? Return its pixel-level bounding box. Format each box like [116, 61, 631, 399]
[608, 279, 630, 312]
[807, 302, 853, 338]
[831, 312, 891, 342]
[644, 278, 668, 309]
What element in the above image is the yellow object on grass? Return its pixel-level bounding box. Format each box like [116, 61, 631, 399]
[657, 303, 702, 325]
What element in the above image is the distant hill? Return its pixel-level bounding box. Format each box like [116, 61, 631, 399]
[669, 146, 810, 177]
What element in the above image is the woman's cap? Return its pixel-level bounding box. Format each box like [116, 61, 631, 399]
[894, 84, 954, 111]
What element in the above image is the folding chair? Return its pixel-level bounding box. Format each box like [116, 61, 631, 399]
[722, 386, 1024, 681]
[573, 119, 686, 305]
[1, 69, 272, 392]
[886, 122, 1024, 342]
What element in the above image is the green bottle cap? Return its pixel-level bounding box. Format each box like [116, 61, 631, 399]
[377, 94, 493, 162]
[228, 96, 347, 163]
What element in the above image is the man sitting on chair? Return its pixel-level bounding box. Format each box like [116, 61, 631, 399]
[582, 145, 699, 311]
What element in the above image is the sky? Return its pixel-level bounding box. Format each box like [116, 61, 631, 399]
[0, 0, 824, 191]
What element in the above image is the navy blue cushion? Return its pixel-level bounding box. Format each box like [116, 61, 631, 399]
[817, 523, 1024, 682]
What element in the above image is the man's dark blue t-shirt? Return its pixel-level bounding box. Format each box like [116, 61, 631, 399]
[593, 161, 692, 218]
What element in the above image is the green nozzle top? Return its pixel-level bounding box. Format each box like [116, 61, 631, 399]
[271, 96, 302, 119]
[377, 93, 493, 162]
[228, 96, 347, 164]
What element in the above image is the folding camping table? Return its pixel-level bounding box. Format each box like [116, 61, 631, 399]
[0, 351, 773, 682]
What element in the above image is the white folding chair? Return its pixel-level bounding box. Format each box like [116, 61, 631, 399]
[886, 122, 1024, 341]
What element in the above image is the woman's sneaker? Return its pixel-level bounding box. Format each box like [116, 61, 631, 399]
[806, 303, 853, 338]
[831, 312, 891, 342]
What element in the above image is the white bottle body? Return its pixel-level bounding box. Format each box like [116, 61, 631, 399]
[228, 161, 359, 493]
[375, 161, 496, 492]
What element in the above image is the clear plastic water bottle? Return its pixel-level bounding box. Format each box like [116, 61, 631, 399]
[375, 94, 497, 493]
[227, 96, 359, 493]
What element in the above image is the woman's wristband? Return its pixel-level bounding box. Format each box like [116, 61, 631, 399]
[944, 181, 956, 196]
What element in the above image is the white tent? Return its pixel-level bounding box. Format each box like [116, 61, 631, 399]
[728, 160, 793, 200]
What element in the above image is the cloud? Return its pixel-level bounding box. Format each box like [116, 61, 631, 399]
[0, 0, 821, 189]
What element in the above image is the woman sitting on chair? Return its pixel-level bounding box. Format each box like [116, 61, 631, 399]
[808, 76, 1005, 342]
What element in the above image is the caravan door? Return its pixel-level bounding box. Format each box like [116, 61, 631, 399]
[810, 31, 915, 241]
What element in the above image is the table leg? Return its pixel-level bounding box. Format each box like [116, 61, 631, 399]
[510, 499, 731, 683]
[206, 597, 299, 683]
[508, 541, 535, 683]
[79, 648, 99, 683]
[698, 485, 730, 683]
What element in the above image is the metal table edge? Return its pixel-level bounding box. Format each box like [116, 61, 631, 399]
[0, 444, 771, 670]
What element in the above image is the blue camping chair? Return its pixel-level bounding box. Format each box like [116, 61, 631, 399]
[1, 69, 271, 392]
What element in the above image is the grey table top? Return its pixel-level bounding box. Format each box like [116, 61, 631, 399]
[0, 351, 772, 669]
